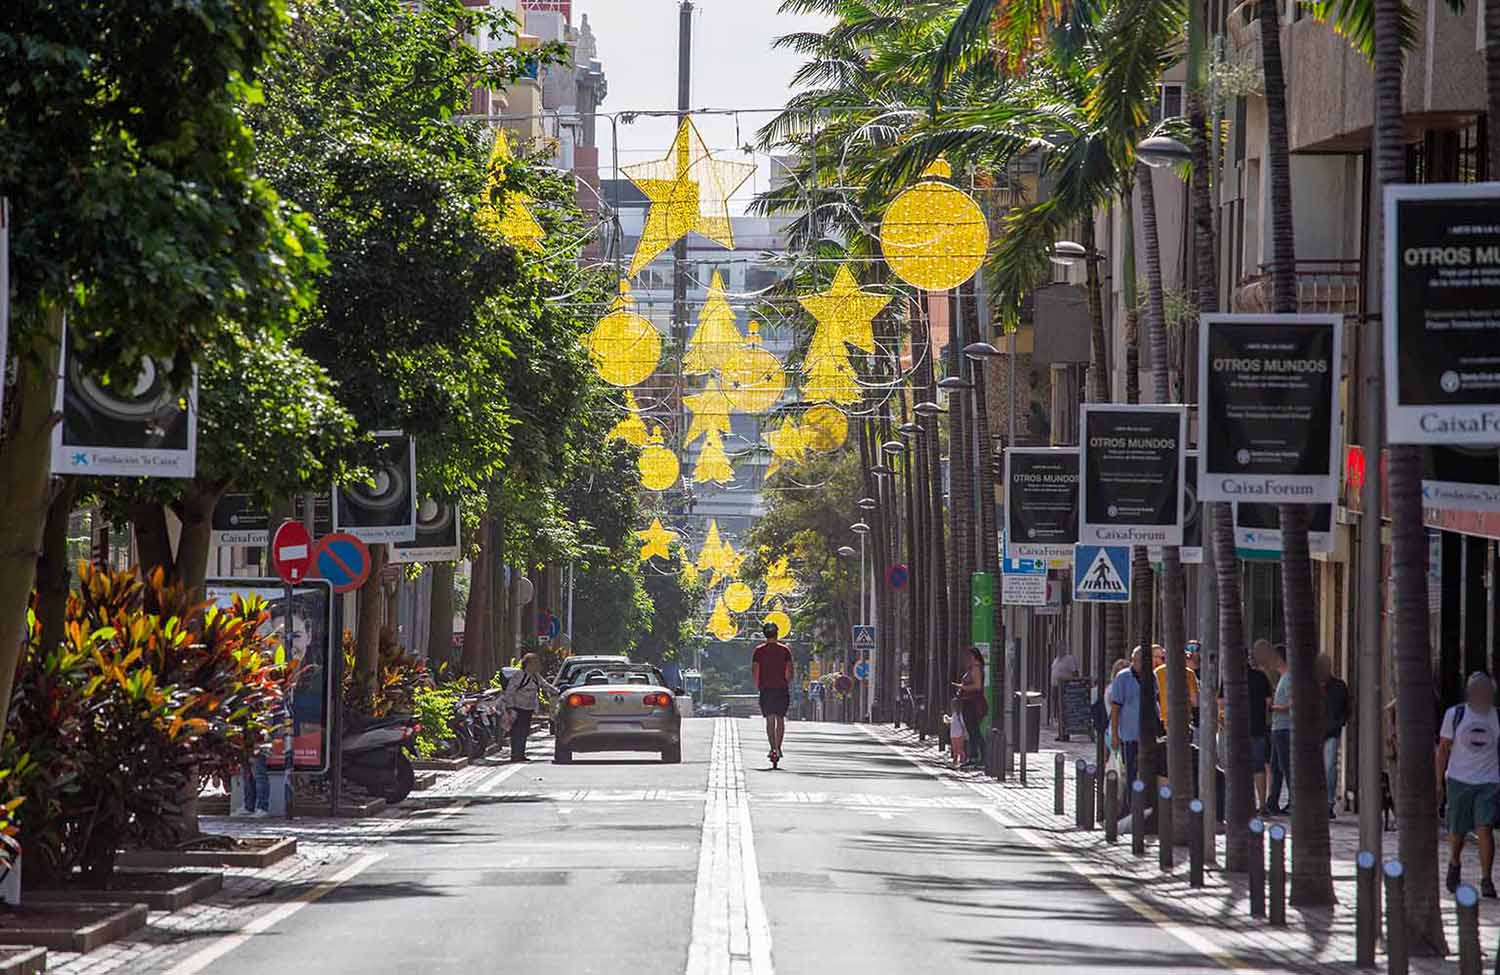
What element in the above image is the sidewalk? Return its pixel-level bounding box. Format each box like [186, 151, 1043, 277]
[871, 724, 1490, 975]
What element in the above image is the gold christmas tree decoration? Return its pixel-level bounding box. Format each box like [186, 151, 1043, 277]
[680, 560, 700, 587]
[622, 117, 755, 277]
[636, 518, 677, 562]
[796, 266, 888, 406]
[692, 428, 736, 486]
[719, 321, 787, 414]
[707, 596, 738, 642]
[637, 427, 680, 492]
[682, 381, 736, 447]
[682, 271, 744, 375]
[800, 326, 862, 405]
[879, 158, 990, 292]
[801, 404, 849, 451]
[723, 581, 754, 613]
[605, 389, 649, 446]
[697, 520, 725, 572]
[477, 130, 545, 251]
[762, 556, 798, 604]
[584, 281, 662, 387]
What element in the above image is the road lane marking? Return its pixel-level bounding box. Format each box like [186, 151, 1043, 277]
[477, 761, 532, 794]
[162, 852, 386, 975]
[687, 718, 774, 975]
[859, 726, 1260, 975]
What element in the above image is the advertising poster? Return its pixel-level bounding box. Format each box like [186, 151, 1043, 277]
[1422, 446, 1500, 513]
[1151, 450, 1203, 564]
[334, 431, 418, 544]
[1005, 447, 1080, 561]
[1078, 404, 1186, 546]
[391, 498, 463, 563]
[205, 578, 333, 773]
[1198, 314, 1341, 504]
[1233, 501, 1334, 557]
[51, 326, 197, 478]
[211, 493, 272, 548]
[1385, 183, 1500, 443]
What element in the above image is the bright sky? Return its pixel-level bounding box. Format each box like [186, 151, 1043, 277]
[573, 0, 832, 209]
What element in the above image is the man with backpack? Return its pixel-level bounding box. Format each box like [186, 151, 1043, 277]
[1439, 672, 1500, 896]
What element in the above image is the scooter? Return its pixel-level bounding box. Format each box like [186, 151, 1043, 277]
[342, 712, 419, 803]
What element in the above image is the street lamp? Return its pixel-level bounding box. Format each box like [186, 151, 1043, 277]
[1136, 134, 1192, 169]
[1048, 240, 1090, 267]
[881, 440, 905, 455]
[857, 496, 878, 510]
[897, 421, 922, 436]
[964, 341, 1002, 360]
[912, 401, 947, 417]
[836, 545, 857, 557]
[937, 376, 975, 391]
[869, 463, 894, 477]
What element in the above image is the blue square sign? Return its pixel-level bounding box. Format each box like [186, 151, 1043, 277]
[1073, 545, 1131, 602]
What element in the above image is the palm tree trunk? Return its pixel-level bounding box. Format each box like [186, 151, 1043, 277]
[1259, 0, 1335, 904]
[1137, 161, 1192, 841]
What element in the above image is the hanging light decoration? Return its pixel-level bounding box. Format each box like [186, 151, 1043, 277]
[719, 322, 787, 413]
[762, 556, 798, 604]
[682, 270, 745, 375]
[796, 265, 889, 405]
[707, 596, 739, 642]
[636, 518, 677, 562]
[762, 604, 793, 639]
[878, 158, 989, 292]
[637, 427, 680, 492]
[801, 404, 849, 452]
[723, 581, 754, 613]
[477, 129, 545, 251]
[764, 416, 807, 479]
[683, 382, 736, 447]
[692, 428, 736, 486]
[584, 281, 663, 387]
[605, 389, 649, 446]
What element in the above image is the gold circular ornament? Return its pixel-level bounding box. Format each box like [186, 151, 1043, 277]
[762, 609, 793, 639]
[719, 325, 786, 414]
[584, 281, 663, 387]
[637, 429, 680, 492]
[723, 581, 754, 613]
[801, 404, 848, 451]
[878, 159, 989, 292]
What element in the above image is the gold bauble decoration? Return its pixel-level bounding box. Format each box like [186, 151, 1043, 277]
[801, 404, 849, 451]
[637, 427, 680, 492]
[878, 159, 989, 292]
[719, 322, 786, 414]
[723, 581, 754, 613]
[584, 281, 662, 387]
[763, 607, 793, 639]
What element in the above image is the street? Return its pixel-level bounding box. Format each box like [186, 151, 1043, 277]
[178, 720, 1253, 975]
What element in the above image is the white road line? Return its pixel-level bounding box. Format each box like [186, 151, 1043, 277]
[687, 719, 774, 975]
[162, 852, 386, 975]
[858, 726, 1260, 975]
[477, 761, 531, 794]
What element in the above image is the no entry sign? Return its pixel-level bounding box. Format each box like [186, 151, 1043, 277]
[270, 520, 312, 585]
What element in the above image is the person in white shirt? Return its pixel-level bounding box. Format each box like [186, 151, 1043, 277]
[1438, 672, 1500, 897]
[1050, 648, 1079, 739]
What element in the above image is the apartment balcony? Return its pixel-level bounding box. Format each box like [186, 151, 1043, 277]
[1231, 259, 1361, 316]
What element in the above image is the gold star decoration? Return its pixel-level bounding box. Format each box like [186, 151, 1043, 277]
[637, 518, 677, 562]
[797, 266, 890, 405]
[622, 117, 755, 278]
[477, 130, 545, 251]
[682, 270, 744, 375]
[584, 281, 662, 387]
[763, 555, 798, 604]
[683, 382, 737, 447]
[878, 158, 990, 292]
[605, 389, 649, 446]
[764, 416, 807, 479]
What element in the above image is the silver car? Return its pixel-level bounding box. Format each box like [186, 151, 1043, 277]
[553, 665, 682, 764]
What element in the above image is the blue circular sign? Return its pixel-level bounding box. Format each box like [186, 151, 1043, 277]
[853, 660, 870, 680]
[886, 564, 909, 591]
[312, 533, 371, 594]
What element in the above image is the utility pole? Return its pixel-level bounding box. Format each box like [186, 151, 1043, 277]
[672, 1, 693, 362]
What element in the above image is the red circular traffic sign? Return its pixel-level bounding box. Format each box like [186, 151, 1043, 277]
[270, 520, 312, 585]
[310, 532, 372, 594]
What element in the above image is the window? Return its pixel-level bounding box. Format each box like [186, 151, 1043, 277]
[1149, 83, 1185, 126]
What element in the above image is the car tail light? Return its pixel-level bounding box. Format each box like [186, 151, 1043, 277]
[567, 693, 596, 708]
[643, 692, 673, 708]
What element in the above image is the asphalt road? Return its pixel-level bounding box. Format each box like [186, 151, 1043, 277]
[197, 719, 1274, 975]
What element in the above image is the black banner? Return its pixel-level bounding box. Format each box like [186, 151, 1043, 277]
[1422, 446, 1500, 512]
[1005, 447, 1079, 561]
[1234, 500, 1334, 555]
[1079, 405, 1185, 546]
[211, 493, 271, 547]
[1386, 184, 1500, 442]
[1198, 315, 1340, 503]
[391, 499, 463, 563]
[334, 431, 418, 544]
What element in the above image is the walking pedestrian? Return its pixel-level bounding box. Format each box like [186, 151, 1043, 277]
[752, 622, 794, 766]
[954, 647, 987, 768]
[1317, 653, 1349, 818]
[504, 653, 558, 764]
[1243, 640, 1276, 815]
[1267, 644, 1292, 814]
[1440, 672, 1500, 897]
[1108, 647, 1146, 792]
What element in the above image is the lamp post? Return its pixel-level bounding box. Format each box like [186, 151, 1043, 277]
[966, 338, 1009, 746]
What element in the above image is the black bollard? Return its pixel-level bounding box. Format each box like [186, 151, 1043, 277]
[1457, 883, 1481, 975]
[1130, 779, 1147, 856]
[1354, 850, 1377, 969]
[1104, 770, 1119, 844]
[1268, 823, 1287, 927]
[1188, 798, 1204, 888]
[1055, 753, 1066, 815]
[1082, 764, 1097, 831]
[1157, 785, 1174, 872]
[1248, 818, 1266, 919]
[1383, 860, 1407, 975]
[1075, 760, 1088, 828]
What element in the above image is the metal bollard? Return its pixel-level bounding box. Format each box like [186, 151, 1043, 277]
[1075, 760, 1088, 828]
[1131, 780, 1147, 856]
[1268, 823, 1287, 927]
[1055, 753, 1066, 815]
[1104, 770, 1119, 844]
[1247, 818, 1266, 918]
[996, 721, 1008, 781]
[1383, 860, 1407, 975]
[1157, 785, 1174, 872]
[1457, 883, 1481, 975]
[1354, 850, 1377, 969]
[1188, 799, 1205, 888]
[1082, 765, 1097, 831]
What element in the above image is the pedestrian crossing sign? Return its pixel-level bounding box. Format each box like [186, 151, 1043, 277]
[1073, 545, 1131, 602]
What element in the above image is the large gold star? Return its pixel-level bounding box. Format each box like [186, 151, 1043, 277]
[637, 518, 678, 562]
[622, 117, 755, 277]
[797, 265, 891, 354]
[764, 416, 807, 479]
[683, 382, 737, 447]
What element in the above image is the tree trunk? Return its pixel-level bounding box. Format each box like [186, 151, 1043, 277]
[1216, 501, 1255, 869]
[948, 292, 973, 687]
[354, 543, 387, 701]
[428, 561, 456, 674]
[130, 503, 174, 582]
[462, 513, 491, 677]
[36, 480, 76, 656]
[1138, 160, 1192, 841]
[174, 481, 223, 599]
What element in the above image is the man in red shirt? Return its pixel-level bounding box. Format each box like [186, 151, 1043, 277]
[751, 621, 794, 766]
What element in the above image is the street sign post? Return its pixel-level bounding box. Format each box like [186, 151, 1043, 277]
[1074, 545, 1132, 602]
[310, 532, 372, 594]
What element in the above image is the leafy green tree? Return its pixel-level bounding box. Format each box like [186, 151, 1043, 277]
[0, 0, 317, 719]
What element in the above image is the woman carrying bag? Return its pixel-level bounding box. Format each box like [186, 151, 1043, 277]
[503, 653, 559, 764]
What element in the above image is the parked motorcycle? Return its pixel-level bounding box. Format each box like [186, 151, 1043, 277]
[342, 712, 419, 803]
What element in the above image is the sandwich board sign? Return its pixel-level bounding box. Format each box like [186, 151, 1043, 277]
[1073, 545, 1131, 603]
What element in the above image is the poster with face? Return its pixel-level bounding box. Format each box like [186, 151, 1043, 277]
[206, 578, 333, 773]
[1385, 183, 1500, 443]
[1198, 314, 1341, 503]
[391, 498, 462, 563]
[51, 326, 197, 478]
[1078, 404, 1186, 546]
[334, 431, 417, 544]
[1004, 447, 1080, 561]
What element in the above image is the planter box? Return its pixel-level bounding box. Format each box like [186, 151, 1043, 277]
[117, 836, 296, 870]
[0, 946, 45, 974]
[293, 796, 385, 818]
[0, 903, 146, 953]
[411, 756, 468, 771]
[29, 871, 222, 913]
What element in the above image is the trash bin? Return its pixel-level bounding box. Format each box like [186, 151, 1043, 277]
[1013, 691, 1043, 753]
